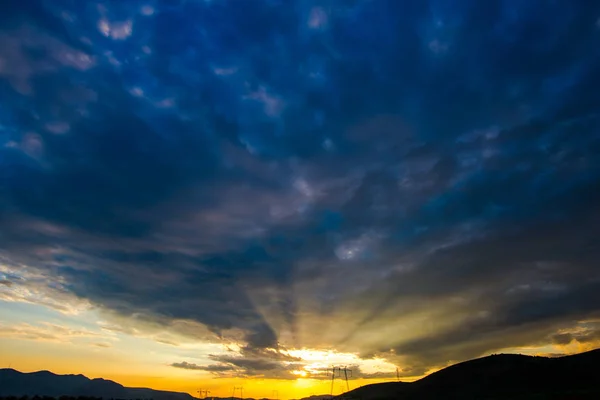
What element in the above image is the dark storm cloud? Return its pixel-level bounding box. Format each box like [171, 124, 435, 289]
[172, 348, 400, 380]
[171, 362, 234, 372]
[551, 323, 600, 346]
[208, 356, 280, 373]
[2, 0, 600, 377]
[173, 347, 302, 379]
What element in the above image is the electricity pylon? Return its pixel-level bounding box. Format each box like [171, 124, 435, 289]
[330, 366, 339, 396]
[233, 386, 244, 400]
[341, 366, 352, 392]
[330, 365, 353, 396]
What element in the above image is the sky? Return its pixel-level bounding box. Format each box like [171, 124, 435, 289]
[1, 0, 600, 398]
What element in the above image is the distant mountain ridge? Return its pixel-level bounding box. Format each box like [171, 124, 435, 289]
[0, 369, 194, 400]
[340, 348, 600, 399]
[0, 368, 293, 400]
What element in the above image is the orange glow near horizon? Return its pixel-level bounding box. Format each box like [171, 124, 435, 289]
[4, 331, 599, 399]
[5, 326, 599, 400]
[1, 350, 400, 400]
[0, 332, 413, 400]
[2, 302, 598, 400]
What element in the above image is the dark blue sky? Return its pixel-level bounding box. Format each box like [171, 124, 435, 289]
[1, 0, 600, 380]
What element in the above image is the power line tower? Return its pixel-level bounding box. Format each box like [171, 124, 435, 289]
[233, 386, 244, 400]
[330, 366, 340, 396]
[330, 366, 352, 396]
[271, 390, 279, 400]
[396, 367, 400, 382]
[341, 366, 352, 392]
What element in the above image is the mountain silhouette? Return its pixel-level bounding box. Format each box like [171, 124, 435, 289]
[0, 369, 193, 400]
[340, 348, 600, 399]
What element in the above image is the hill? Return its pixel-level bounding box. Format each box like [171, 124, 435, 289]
[0, 369, 195, 400]
[340, 348, 600, 400]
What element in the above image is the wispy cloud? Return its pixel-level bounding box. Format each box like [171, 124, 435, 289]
[0, 322, 109, 344]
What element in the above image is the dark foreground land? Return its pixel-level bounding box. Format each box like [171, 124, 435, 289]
[0, 369, 194, 400]
[339, 348, 600, 400]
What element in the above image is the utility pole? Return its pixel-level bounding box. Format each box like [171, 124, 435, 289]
[396, 367, 400, 382]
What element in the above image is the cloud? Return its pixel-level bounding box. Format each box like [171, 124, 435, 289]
[92, 342, 112, 348]
[1, 0, 600, 380]
[0, 322, 108, 343]
[172, 346, 309, 379]
[0, 259, 92, 315]
[303, 369, 399, 381]
[172, 360, 294, 379]
[0, 25, 95, 95]
[171, 362, 212, 371]
[550, 321, 600, 347]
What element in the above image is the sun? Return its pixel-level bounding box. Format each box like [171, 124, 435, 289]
[292, 370, 308, 377]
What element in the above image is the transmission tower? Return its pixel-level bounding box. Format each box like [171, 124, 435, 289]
[330, 365, 352, 396]
[330, 366, 339, 396]
[233, 386, 244, 400]
[271, 390, 279, 400]
[341, 366, 352, 392]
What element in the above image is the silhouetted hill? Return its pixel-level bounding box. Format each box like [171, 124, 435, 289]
[0, 369, 194, 400]
[293, 396, 332, 400]
[340, 348, 600, 400]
